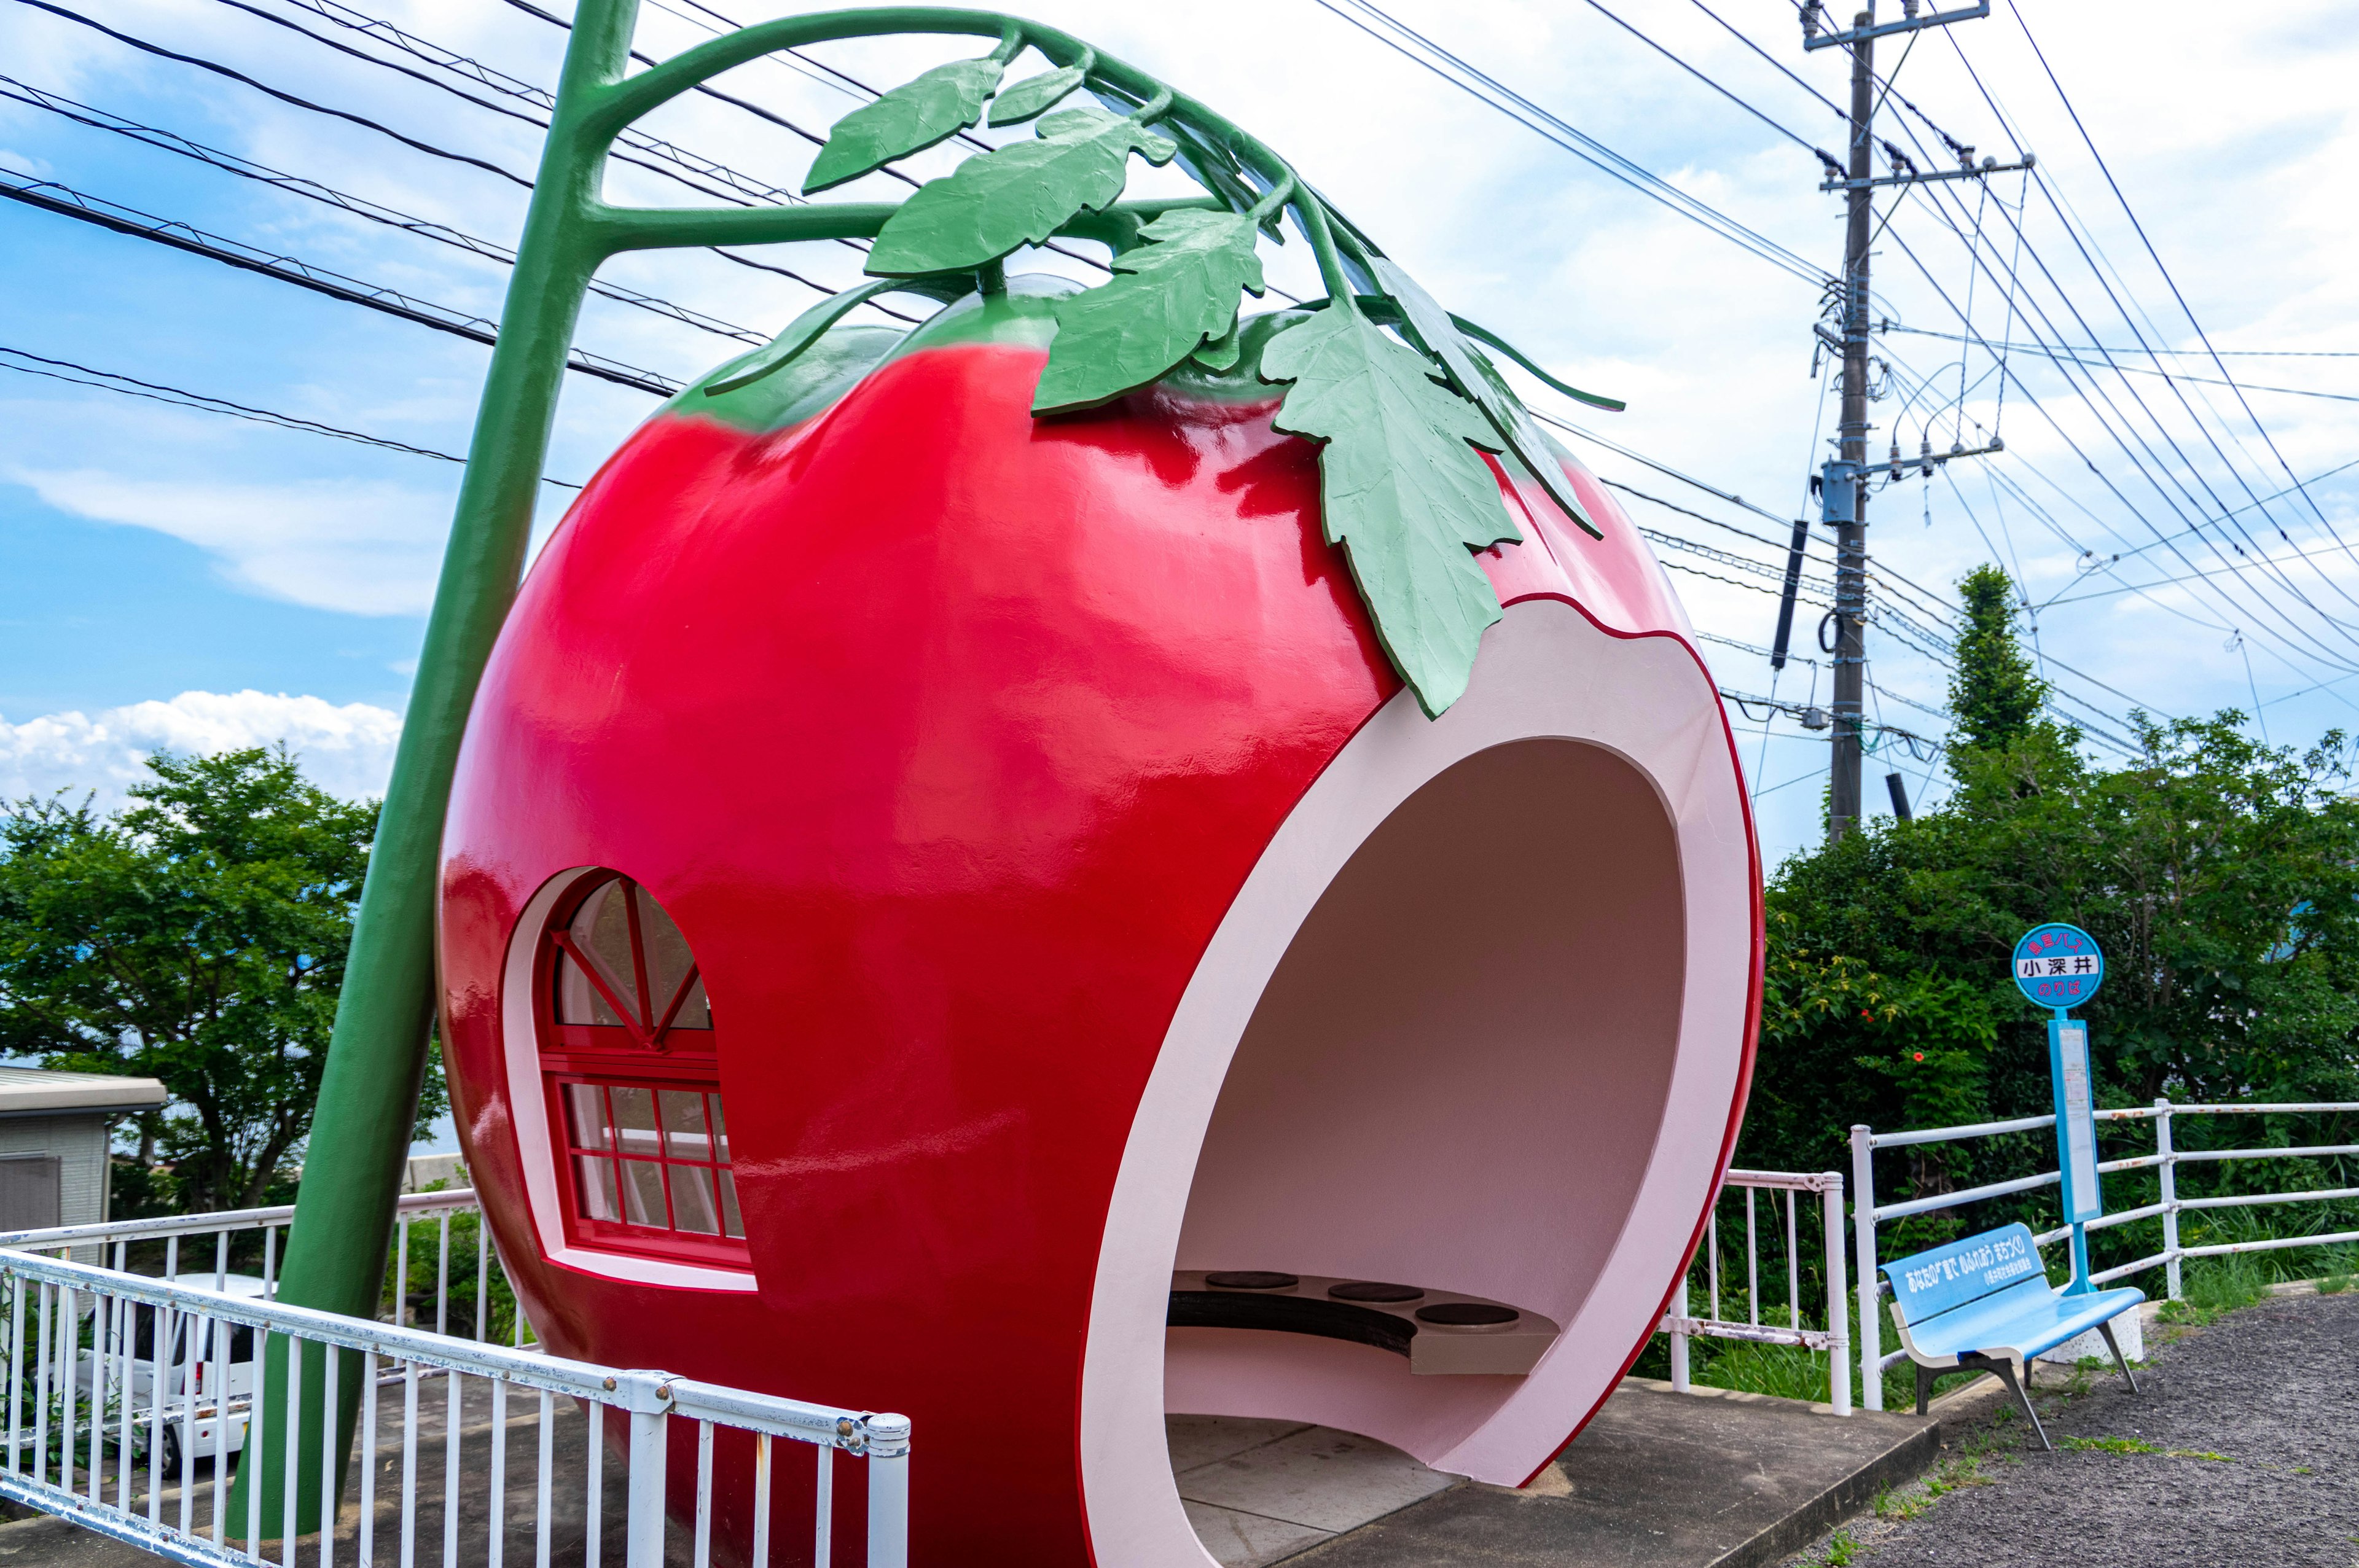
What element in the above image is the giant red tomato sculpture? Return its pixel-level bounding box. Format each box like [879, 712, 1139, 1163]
[438, 278, 1762, 1567]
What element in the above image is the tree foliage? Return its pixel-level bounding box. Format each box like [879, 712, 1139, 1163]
[1947, 564, 2051, 752]
[1749, 567, 2359, 1258]
[0, 749, 445, 1214]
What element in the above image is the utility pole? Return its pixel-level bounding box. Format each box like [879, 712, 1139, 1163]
[1794, 1, 2024, 839]
[1829, 7, 1876, 840]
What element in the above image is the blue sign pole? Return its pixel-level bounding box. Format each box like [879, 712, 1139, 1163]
[2014, 923, 2106, 1295]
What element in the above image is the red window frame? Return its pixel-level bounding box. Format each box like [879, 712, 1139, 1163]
[536, 873, 746, 1266]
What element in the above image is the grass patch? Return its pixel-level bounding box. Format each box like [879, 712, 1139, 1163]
[1871, 1425, 2005, 1525]
[2056, 1435, 2232, 1461]
[2058, 1435, 2162, 1454]
[2319, 1274, 2353, 1295]
[2158, 1249, 2274, 1327]
[1797, 1527, 1862, 1566]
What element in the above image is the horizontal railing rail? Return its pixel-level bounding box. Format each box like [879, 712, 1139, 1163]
[1850, 1098, 2359, 1410]
[0, 1188, 520, 1346]
[0, 1247, 907, 1567]
[1659, 1168, 1851, 1416]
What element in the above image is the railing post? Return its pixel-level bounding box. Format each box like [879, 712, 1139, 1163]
[864, 1413, 912, 1568]
[622, 1373, 673, 1568]
[1822, 1172, 1850, 1416]
[2156, 1096, 2181, 1301]
[1667, 1270, 1691, 1392]
[1849, 1125, 1881, 1411]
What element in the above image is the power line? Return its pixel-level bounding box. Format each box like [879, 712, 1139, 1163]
[1889, 326, 2359, 368]
[0, 343, 581, 486]
[1865, 60, 2359, 655]
[9, 0, 531, 187]
[1603, 477, 1807, 555]
[1318, 0, 1834, 286]
[0, 76, 866, 343]
[1683, 0, 1845, 119]
[1875, 193, 2359, 677]
[1, 172, 682, 396]
[1573, 0, 1837, 157]
[2004, 0, 2349, 552]
[34, 0, 890, 288]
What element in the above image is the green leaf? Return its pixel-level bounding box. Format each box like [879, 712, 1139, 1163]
[803, 57, 1004, 194]
[866, 106, 1177, 276]
[987, 61, 1087, 126]
[1031, 209, 1265, 414]
[1260, 307, 1519, 717]
[1370, 258, 1602, 539]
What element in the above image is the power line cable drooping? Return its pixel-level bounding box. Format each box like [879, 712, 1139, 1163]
[0, 344, 584, 486]
[0, 173, 683, 395]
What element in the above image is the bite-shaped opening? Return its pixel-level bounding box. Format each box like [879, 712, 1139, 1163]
[1165, 738, 1684, 1464]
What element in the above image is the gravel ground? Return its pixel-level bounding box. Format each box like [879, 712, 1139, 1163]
[1786, 1290, 2359, 1568]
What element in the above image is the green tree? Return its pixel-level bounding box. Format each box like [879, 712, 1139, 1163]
[0, 749, 446, 1212]
[1947, 564, 2050, 752]
[1747, 569, 2359, 1260]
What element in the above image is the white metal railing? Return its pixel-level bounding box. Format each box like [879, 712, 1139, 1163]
[1659, 1169, 1852, 1417]
[0, 1188, 513, 1345]
[0, 1247, 909, 1567]
[1850, 1098, 2359, 1410]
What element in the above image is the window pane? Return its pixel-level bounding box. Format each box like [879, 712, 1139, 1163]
[709, 1096, 728, 1164]
[717, 1169, 743, 1238]
[574, 1157, 620, 1222]
[562, 1083, 609, 1152]
[610, 1086, 661, 1159]
[620, 1161, 667, 1228]
[636, 895, 709, 1031]
[560, 880, 640, 1024]
[555, 951, 628, 1029]
[671, 1167, 722, 1235]
[659, 1091, 710, 1161]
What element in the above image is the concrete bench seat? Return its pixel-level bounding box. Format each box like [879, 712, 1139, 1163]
[1882, 1222, 2142, 1448]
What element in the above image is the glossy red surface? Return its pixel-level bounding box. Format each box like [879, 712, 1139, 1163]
[439, 324, 1759, 1564]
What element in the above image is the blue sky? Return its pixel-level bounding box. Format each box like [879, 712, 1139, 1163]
[5, 0, 2358, 856]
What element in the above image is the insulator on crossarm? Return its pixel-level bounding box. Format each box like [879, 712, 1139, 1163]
[1888, 443, 1902, 481]
[1901, 0, 1921, 15]
[1919, 439, 1933, 478]
[1801, 0, 1823, 41]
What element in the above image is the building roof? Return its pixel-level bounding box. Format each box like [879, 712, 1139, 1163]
[0, 1067, 168, 1117]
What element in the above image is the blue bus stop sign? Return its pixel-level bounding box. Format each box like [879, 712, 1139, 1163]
[2013, 923, 2104, 1012]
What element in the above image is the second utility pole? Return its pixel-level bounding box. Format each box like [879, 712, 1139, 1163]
[1828, 7, 1876, 839]
[1803, 0, 2011, 837]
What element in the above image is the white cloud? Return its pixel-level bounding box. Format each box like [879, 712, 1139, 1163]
[0, 690, 402, 807]
[6, 469, 449, 616]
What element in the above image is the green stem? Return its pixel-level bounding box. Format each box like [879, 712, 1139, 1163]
[1291, 192, 1358, 315]
[1246, 171, 1295, 225]
[240, 0, 636, 1535]
[593, 201, 902, 255]
[1129, 85, 1175, 127]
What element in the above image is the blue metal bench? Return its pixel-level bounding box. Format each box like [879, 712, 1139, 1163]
[1881, 1222, 2143, 1448]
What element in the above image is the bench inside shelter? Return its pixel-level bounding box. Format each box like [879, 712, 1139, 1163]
[1880, 1221, 2143, 1449]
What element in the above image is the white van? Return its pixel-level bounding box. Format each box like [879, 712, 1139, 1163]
[75, 1275, 270, 1467]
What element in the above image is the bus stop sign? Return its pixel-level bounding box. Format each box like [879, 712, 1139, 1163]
[2013, 922, 2104, 1012]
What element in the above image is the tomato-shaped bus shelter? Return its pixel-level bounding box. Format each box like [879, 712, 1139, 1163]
[257, 7, 1766, 1563]
[435, 281, 1762, 1567]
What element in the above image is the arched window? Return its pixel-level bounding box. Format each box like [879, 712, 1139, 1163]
[538, 873, 745, 1264]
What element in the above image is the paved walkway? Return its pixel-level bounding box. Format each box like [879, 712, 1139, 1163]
[1288, 1383, 1938, 1568]
[1781, 1289, 2359, 1567]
